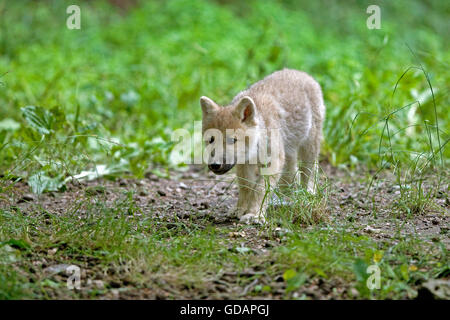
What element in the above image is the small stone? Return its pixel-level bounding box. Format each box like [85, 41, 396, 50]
[18, 194, 36, 203]
[91, 280, 104, 289]
[177, 212, 189, 219]
[179, 182, 188, 189]
[363, 226, 381, 234]
[350, 288, 360, 297]
[436, 191, 446, 199]
[199, 202, 209, 210]
[157, 190, 166, 196]
[111, 289, 120, 298]
[274, 227, 290, 237]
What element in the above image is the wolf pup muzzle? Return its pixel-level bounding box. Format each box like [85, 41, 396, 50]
[208, 163, 235, 175]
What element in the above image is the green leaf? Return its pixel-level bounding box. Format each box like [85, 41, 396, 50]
[400, 264, 409, 281]
[120, 90, 140, 107]
[1, 239, 31, 250]
[314, 268, 327, 278]
[28, 172, 65, 194]
[235, 247, 251, 254]
[0, 118, 20, 131]
[353, 258, 369, 282]
[40, 279, 60, 289]
[254, 285, 262, 292]
[0, 245, 20, 263]
[21, 105, 55, 135]
[49, 106, 67, 131]
[283, 269, 307, 293]
[262, 285, 271, 292]
[283, 269, 297, 281]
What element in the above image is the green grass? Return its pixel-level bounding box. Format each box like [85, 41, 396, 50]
[0, 0, 448, 187]
[0, 0, 448, 299]
[1, 193, 446, 299]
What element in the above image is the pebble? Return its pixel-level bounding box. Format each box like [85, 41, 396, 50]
[199, 202, 209, 210]
[350, 288, 360, 297]
[363, 226, 381, 234]
[179, 182, 188, 189]
[18, 194, 36, 203]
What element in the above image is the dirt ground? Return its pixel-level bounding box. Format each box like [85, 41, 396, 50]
[1, 162, 448, 299]
[6, 163, 448, 243]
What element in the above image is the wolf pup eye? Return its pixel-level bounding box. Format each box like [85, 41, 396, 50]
[209, 136, 215, 144]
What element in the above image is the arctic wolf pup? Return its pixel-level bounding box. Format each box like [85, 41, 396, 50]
[200, 68, 325, 224]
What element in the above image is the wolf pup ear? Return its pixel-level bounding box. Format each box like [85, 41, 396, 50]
[235, 96, 256, 124]
[200, 96, 219, 115]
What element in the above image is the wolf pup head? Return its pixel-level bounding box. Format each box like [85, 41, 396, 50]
[200, 95, 259, 175]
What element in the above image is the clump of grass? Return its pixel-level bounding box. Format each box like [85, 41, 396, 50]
[265, 170, 329, 227]
[367, 51, 448, 217]
[390, 166, 448, 217]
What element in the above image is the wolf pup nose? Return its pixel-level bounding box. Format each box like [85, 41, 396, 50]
[208, 163, 234, 175]
[200, 68, 325, 224]
[208, 163, 221, 171]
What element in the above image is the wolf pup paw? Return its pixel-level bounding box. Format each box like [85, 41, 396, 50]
[239, 213, 266, 225]
[228, 207, 245, 219]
